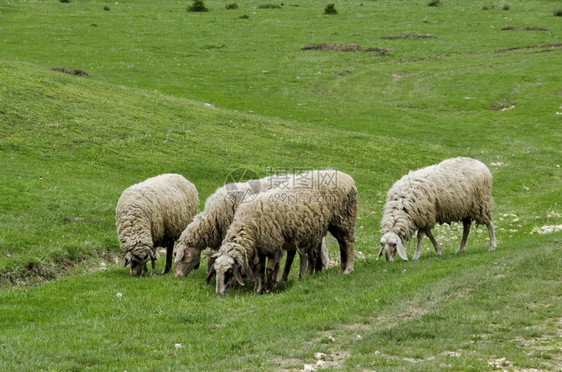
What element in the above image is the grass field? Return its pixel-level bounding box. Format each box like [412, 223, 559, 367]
[0, 0, 561, 370]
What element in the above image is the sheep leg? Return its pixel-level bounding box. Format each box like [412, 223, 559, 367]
[265, 253, 281, 294]
[328, 226, 354, 274]
[280, 249, 296, 282]
[487, 222, 497, 251]
[298, 250, 309, 280]
[339, 237, 354, 274]
[310, 239, 328, 273]
[425, 229, 442, 256]
[254, 253, 266, 294]
[162, 240, 174, 274]
[317, 237, 329, 272]
[307, 248, 317, 275]
[334, 232, 354, 274]
[150, 256, 157, 276]
[457, 219, 471, 253]
[413, 230, 425, 260]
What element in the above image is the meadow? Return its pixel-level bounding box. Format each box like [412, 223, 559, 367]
[0, 0, 560, 370]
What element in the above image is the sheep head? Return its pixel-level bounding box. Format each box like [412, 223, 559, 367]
[206, 254, 245, 296]
[173, 243, 201, 278]
[123, 245, 155, 276]
[379, 232, 408, 262]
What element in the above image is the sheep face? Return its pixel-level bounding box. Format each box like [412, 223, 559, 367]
[379, 233, 408, 262]
[208, 255, 245, 295]
[173, 243, 201, 278]
[123, 246, 154, 276]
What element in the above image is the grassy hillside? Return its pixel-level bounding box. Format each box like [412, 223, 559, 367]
[0, 0, 560, 370]
[1, 59, 399, 282]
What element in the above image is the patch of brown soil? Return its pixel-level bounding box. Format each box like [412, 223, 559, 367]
[334, 70, 353, 77]
[501, 25, 549, 31]
[398, 43, 561, 64]
[496, 43, 562, 53]
[50, 67, 91, 77]
[397, 54, 450, 63]
[364, 47, 392, 55]
[302, 43, 392, 55]
[302, 43, 362, 52]
[381, 33, 438, 40]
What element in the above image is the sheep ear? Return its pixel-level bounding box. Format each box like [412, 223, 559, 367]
[123, 256, 130, 268]
[233, 263, 245, 287]
[205, 266, 216, 284]
[246, 266, 255, 281]
[174, 249, 185, 262]
[377, 243, 384, 261]
[396, 239, 408, 261]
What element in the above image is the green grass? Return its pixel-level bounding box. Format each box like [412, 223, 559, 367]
[0, 0, 561, 370]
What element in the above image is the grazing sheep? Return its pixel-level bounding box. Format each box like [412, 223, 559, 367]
[207, 169, 357, 295]
[174, 175, 328, 278]
[379, 157, 497, 262]
[116, 174, 198, 276]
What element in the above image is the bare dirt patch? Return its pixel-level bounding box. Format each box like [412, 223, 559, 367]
[397, 43, 561, 64]
[381, 33, 437, 40]
[496, 43, 562, 54]
[50, 67, 91, 77]
[501, 25, 549, 31]
[364, 47, 392, 55]
[302, 43, 392, 55]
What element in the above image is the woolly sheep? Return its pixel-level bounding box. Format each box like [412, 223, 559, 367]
[116, 174, 198, 276]
[207, 169, 357, 295]
[378, 157, 497, 262]
[173, 175, 328, 278]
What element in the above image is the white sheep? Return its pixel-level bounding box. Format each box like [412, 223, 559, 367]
[116, 174, 198, 276]
[207, 169, 357, 295]
[173, 175, 328, 278]
[379, 157, 497, 262]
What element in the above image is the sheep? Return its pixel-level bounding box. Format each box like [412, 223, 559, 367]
[116, 174, 198, 276]
[173, 175, 328, 278]
[378, 157, 497, 262]
[207, 169, 357, 295]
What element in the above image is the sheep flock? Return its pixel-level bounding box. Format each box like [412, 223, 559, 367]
[116, 157, 498, 295]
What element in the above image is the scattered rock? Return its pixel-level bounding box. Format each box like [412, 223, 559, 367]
[314, 352, 326, 360]
[531, 225, 562, 235]
[441, 350, 462, 357]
